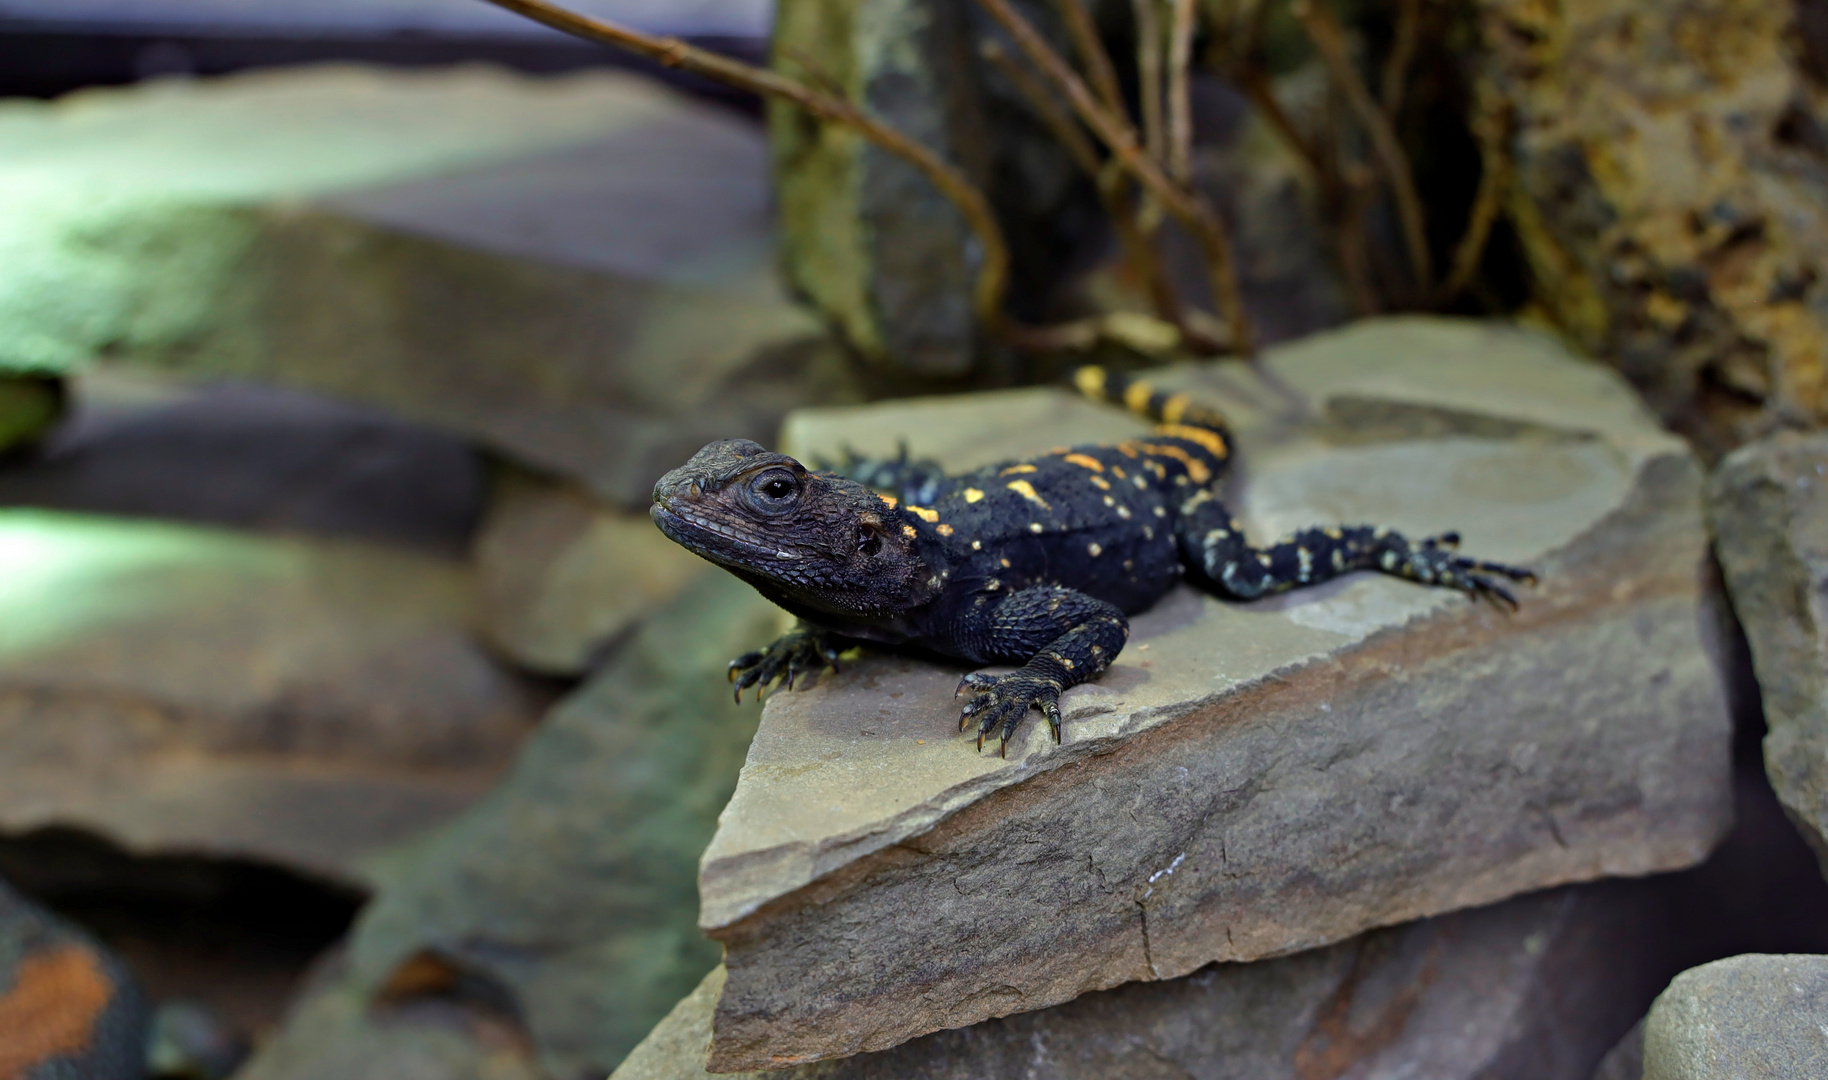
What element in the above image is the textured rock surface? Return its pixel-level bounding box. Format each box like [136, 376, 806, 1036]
[617, 881, 1682, 1080]
[1643, 954, 1828, 1079]
[475, 466, 710, 676]
[1709, 430, 1828, 873]
[0, 877, 148, 1080]
[0, 509, 545, 886]
[699, 317, 1734, 1069]
[239, 574, 786, 1080]
[1472, 0, 1828, 454]
[0, 64, 855, 506]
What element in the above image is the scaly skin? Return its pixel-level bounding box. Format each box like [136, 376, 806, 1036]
[651, 368, 1536, 755]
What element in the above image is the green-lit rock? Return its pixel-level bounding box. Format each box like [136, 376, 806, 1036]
[0, 509, 545, 885]
[0, 64, 855, 506]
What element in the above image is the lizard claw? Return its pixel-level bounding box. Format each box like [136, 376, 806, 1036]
[728, 627, 844, 703]
[956, 670, 1065, 755]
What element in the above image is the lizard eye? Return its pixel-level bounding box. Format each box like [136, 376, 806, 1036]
[745, 469, 800, 512]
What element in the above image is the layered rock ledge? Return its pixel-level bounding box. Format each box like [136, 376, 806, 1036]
[696, 318, 1735, 1069]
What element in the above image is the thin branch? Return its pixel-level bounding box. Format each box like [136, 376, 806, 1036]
[981, 41, 1203, 347]
[1167, 0, 1198, 184]
[1133, 0, 1167, 164]
[1437, 97, 1511, 304]
[1050, 0, 1127, 115]
[477, 0, 1010, 336]
[976, 0, 1256, 354]
[1379, 0, 1420, 115]
[1293, 0, 1431, 296]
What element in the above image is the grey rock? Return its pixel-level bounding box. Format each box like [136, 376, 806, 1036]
[0, 376, 484, 556]
[1592, 1020, 1645, 1080]
[1643, 955, 1828, 1079]
[615, 881, 1677, 1080]
[0, 64, 858, 507]
[771, 0, 1099, 377]
[0, 509, 547, 886]
[0, 877, 148, 1080]
[1708, 430, 1828, 874]
[474, 465, 710, 676]
[698, 317, 1735, 1069]
[239, 573, 787, 1080]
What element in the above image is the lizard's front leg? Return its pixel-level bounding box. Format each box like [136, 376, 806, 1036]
[729, 621, 848, 702]
[949, 586, 1129, 756]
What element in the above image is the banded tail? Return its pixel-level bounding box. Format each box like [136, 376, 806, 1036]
[1073, 365, 1232, 448]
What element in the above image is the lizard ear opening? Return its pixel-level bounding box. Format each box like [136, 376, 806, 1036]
[856, 515, 884, 557]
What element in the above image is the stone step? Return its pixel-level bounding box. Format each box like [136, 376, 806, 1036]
[693, 317, 1736, 1069]
[614, 879, 1687, 1080]
[1643, 955, 1828, 1078]
[0, 63, 854, 508]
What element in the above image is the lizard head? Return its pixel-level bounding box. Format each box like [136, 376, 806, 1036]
[651, 439, 929, 616]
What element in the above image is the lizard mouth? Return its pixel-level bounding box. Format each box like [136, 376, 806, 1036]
[651, 501, 802, 564]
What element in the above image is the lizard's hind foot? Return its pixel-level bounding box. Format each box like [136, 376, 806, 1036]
[729, 624, 845, 702]
[1408, 535, 1538, 610]
[956, 671, 1064, 757]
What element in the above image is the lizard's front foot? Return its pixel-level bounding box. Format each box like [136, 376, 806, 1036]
[1408, 533, 1538, 610]
[729, 625, 844, 702]
[956, 670, 1064, 757]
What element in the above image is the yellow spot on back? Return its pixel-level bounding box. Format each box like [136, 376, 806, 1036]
[1063, 453, 1105, 472]
[963, 487, 985, 503]
[1089, 475, 1111, 490]
[908, 506, 940, 523]
[902, 525, 917, 539]
[1007, 480, 1052, 509]
[879, 494, 899, 508]
[1137, 442, 1211, 484]
[1155, 423, 1229, 459]
[936, 523, 955, 536]
[1000, 463, 1038, 476]
[1161, 393, 1192, 424]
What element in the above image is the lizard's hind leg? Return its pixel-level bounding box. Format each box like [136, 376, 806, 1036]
[1174, 496, 1537, 608]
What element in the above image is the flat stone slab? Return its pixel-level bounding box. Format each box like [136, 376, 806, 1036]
[1709, 431, 1828, 875]
[475, 466, 712, 676]
[0, 508, 545, 886]
[697, 318, 1735, 1069]
[0, 64, 850, 506]
[617, 879, 1681, 1080]
[1644, 954, 1828, 1079]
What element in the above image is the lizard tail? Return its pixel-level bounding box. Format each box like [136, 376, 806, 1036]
[1071, 365, 1231, 435]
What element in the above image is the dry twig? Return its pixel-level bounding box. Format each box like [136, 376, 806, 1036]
[1167, 0, 1198, 184]
[1379, 0, 1420, 115]
[1292, 0, 1432, 294]
[1438, 95, 1511, 303]
[977, 0, 1255, 353]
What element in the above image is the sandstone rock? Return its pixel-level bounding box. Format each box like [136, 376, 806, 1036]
[1708, 430, 1828, 874]
[1643, 954, 1828, 1079]
[0, 509, 546, 886]
[1471, 0, 1828, 455]
[0, 64, 856, 507]
[474, 466, 710, 676]
[616, 881, 1683, 1080]
[239, 574, 787, 1080]
[0, 876, 148, 1080]
[0, 377, 484, 556]
[698, 317, 1734, 1069]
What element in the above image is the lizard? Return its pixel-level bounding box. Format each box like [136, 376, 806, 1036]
[649, 367, 1537, 755]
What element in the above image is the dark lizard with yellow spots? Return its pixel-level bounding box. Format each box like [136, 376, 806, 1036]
[649, 367, 1536, 755]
